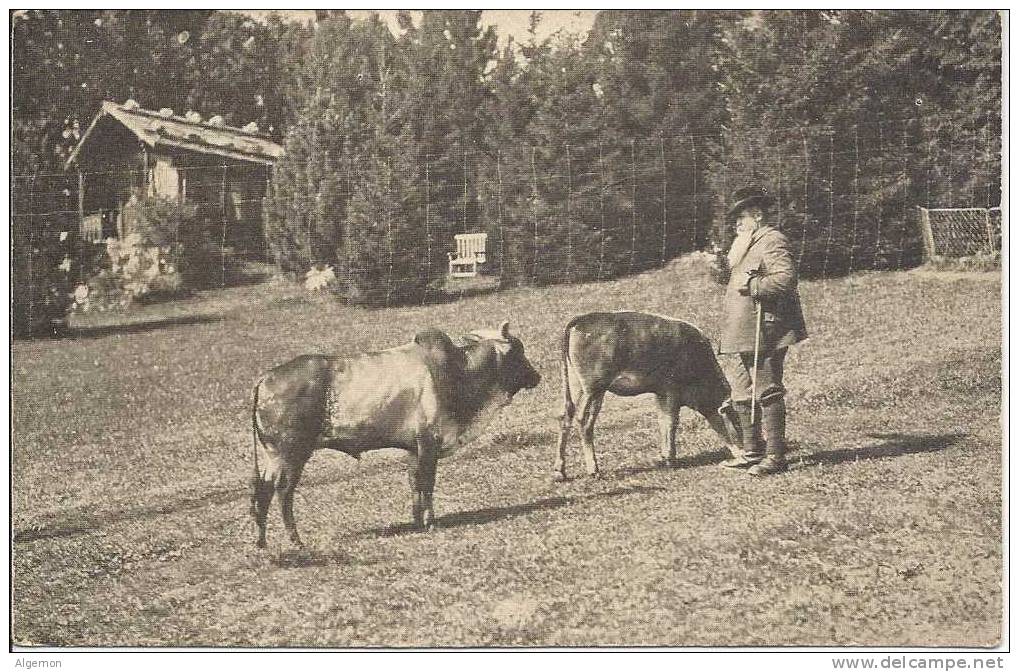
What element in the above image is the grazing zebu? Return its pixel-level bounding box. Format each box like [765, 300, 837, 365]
[554, 311, 739, 480]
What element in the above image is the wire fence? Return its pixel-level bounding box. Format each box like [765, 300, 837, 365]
[11, 112, 1002, 329]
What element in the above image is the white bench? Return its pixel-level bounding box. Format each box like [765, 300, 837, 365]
[448, 232, 488, 278]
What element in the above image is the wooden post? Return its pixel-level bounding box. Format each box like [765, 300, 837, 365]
[918, 206, 936, 262]
[77, 168, 86, 282]
[985, 208, 996, 255]
[221, 164, 228, 287]
[141, 145, 148, 195]
[264, 165, 272, 261]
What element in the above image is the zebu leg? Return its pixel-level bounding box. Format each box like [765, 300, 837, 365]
[553, 366, 584, 482]
[655, 393, 681, 468]
[277, 453, 308, 548]
[553, 405, 574, 482]
[408, 438, 440, 530]
[251, 445, 279, 549]
[579, 391, 605, 477]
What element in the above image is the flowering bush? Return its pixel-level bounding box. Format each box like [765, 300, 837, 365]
[77, 234, 184, 312]
[926, 251, 1000, 273]
[304, 264, 337, 292]
[12, 216, 75, 338]
[120, 195, 235, 289]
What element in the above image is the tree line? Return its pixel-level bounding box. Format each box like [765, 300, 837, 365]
[12, 10, 1002, 314]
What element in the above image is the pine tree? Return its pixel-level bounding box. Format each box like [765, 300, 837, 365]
[704, 10, 1001, 275]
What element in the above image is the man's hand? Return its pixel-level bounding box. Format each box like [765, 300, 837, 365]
[738, 269, 760, 296]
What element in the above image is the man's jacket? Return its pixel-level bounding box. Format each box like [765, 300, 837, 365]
[719, 225, 808, 354]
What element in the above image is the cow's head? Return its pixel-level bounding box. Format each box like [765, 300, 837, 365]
[468, 321, 541, 396]
[693, 346, 740, 447]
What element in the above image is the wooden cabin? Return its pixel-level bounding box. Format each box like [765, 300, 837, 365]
[64, 99, 284, 259]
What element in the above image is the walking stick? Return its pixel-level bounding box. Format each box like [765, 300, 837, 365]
[750, 301, 763, 426]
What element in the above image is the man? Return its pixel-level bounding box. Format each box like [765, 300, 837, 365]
[717, 186, 808, 476]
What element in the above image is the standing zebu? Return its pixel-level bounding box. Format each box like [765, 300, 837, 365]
[251, 322, 541, 548]
[554, 311, 740, 480]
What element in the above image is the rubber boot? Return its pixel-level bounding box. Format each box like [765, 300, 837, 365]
[721, 400, 764, 469]
[749, 399, 788, 476]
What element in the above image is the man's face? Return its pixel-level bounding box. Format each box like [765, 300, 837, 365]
[735, 206, 763, 233]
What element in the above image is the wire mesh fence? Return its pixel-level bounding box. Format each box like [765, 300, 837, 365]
[919, 207, 1002, 260]
[11, 112, 1002, 333]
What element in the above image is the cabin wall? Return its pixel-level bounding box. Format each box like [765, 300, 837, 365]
[76, 124, 272, 262]
[150, 157, 180, 200]
[78, 127, 146, 242]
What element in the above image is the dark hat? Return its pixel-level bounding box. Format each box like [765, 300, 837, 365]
[727, 185, 775, 218]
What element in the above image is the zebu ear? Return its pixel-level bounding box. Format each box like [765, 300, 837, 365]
[499, 321, 511, 340]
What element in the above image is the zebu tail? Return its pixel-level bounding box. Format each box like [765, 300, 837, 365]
[251, 381, 264, 483]
[560, 318, 579, 420]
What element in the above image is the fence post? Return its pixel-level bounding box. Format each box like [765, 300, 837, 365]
[385, 158, 394, 307]
[463, 142, 469, 236]
[423, 156, 432, 303]
[264, 166, 272, 262]
[629, 139, 637, 274]
[77, 168, 86, 283]
[597, 141, 607, 281]
[918, 206, 935, 262]
[496, 149, 504, 287]
[221, 164, 228, 287]
[565, 143, 573, 280]
[659, 134, 667, 265]
[984, 208, 995, 255]
[28, 175, 37, 336]
[530, 146, 539, 283]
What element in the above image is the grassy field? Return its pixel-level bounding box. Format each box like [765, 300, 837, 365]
[11, 258, 1002, 647]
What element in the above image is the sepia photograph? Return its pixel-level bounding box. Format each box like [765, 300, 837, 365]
[9, 8, 1005, 654]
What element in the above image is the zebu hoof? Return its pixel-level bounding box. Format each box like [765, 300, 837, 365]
[255, 538, 267, 550]
[552, 471, 569, 483]
[656, 457, 680, 469]
[584, 470, 602, 480]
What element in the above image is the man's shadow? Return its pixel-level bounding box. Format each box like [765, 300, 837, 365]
[798, 431, 966, 466]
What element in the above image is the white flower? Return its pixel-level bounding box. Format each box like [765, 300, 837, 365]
[304, 265, 337, 291]
[73, 284, 90, 303]
[58, 257, 72, 272]
[59, 231, 68, 241]
[592, 83, 604, 99]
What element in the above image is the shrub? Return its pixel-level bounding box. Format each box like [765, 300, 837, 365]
[76, 234, 184, 312]
[926, 251, 1001, 273]
[118, 194, 239, 290]
[12, 214, 76, 339]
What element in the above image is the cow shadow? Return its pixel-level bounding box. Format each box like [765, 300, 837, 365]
[268, 547, 361, 569]
[362, 484, 665, 538]
[797, 432, 965, 467]
[69, 314, 224, 340]
[13, 483, 245, 543]
[609, 447, 734, 479]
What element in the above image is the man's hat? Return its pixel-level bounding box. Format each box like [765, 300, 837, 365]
[727, 185, 775, 218]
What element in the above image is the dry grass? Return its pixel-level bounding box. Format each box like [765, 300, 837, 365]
[11, 258, 1001, 647]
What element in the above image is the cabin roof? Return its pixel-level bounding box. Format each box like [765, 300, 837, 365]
[65, 100, 284, 170]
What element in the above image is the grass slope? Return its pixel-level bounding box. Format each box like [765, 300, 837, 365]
[11, 260, 1002, 646]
